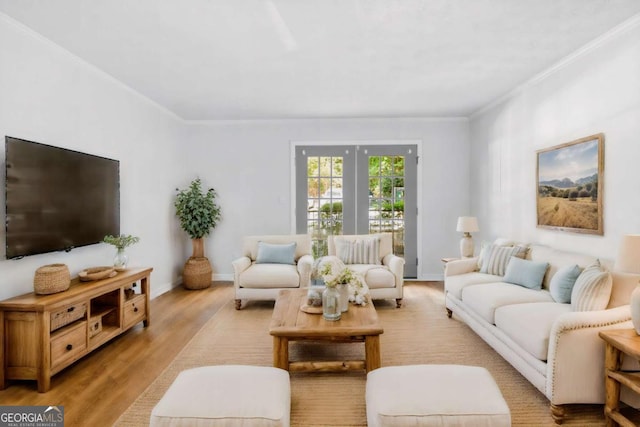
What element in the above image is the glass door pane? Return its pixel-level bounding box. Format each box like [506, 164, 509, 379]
[357, 146, 417, 278]
[367, 155, 405, 255]
[296, 146, 355, 258]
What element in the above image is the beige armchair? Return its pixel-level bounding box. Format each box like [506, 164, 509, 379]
[328, 233, 405, 307]
[232, 234, 313, 309]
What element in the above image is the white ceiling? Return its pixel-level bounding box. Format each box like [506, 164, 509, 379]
[2, 1, 640, 120]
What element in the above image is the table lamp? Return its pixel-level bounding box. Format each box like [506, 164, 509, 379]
[616, 234, 640, 334]
[456, 216, 479, 258]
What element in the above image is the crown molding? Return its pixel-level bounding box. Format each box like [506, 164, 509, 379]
[0, 12, 185, 124]
[470, 12, 640, 120]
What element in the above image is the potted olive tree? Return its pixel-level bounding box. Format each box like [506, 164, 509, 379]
[175, 178, 222, 289]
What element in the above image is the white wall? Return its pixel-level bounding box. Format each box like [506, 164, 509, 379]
[0, 14, 187, 300]
[186, 118, 470, 280]
[469, 18, 640, 259]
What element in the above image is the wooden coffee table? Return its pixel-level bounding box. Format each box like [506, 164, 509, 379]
[269, 288, 383, 373]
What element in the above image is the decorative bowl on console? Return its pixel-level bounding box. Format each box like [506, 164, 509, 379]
[79, 266, 116, 282]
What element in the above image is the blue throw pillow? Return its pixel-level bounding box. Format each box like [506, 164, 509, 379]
[502, 256, 549, 290]
[550, 264, 583, 303]
[255, 242, 297, 264]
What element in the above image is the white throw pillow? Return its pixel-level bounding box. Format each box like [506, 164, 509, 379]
[476, 239, 528, 270]
[335, 237, 381, 265]
[571, 260, 612, 311]
[479, 245, 527, 276]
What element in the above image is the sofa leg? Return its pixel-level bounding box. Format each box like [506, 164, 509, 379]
[235, 299, 242, 310]
[550, 403, 565, 424]
[446, 308, 452, 318]
[395, 298, 402, 308]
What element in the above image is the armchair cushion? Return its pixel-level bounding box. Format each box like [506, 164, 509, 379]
[238, 264, 301, 289]
[255, 242, 296, 265]
[347, 265, 395, 289]
[334, 236, 381, 265]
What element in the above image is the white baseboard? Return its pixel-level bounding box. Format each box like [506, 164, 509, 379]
[418, 273, 444, 281]
[150, 280, 181, 299]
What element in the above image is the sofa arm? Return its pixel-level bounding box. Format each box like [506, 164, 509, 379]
[232, 256, 252, 289]
[382, 254, 405, 289]
[297, 254, 314, 288]
[444, 257, 479, 277]
[545, 305, 632, 404]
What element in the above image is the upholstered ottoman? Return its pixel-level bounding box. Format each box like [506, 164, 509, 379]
[366, 365, 510, 427]
[150, 365, 290, 427]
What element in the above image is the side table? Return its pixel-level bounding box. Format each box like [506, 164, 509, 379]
[598, 329, 640, 426]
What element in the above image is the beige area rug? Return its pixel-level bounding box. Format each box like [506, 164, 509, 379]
[116, 283, 606, 426]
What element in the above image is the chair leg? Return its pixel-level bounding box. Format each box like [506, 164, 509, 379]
[395, 298, 402, 308]
[550, 403, 565, 424]
[446, 308, 452, 318]
[235, 299, 242, 310]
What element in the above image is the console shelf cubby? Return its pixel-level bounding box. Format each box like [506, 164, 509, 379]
[0, 267, 152, 392]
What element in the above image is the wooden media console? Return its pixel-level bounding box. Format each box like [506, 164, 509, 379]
[0, 267, 152, 392]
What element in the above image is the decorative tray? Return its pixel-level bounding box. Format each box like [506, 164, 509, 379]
[300, 304, 323, 314]
[79, 266, 117, 282]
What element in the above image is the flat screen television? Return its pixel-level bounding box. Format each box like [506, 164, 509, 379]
[5, 136, 120, 259]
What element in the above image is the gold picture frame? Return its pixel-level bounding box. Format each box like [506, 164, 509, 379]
[536, 133, 604, 235]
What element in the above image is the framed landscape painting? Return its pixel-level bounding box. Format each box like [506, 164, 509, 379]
[536, 133, 604, 235]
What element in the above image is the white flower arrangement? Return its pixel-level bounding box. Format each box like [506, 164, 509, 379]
[317, 256, 370, 306]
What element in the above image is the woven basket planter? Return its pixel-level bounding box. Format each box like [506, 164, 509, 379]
[183, 257, 212, 290]
[34, 264, 71, 295]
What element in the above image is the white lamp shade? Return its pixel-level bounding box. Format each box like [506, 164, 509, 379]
[456, 216, 479, 233]
[616, 234, 640, 273]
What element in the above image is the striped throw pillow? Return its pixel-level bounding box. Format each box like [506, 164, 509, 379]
[335, 237, 381, 265]
[571, 260, 612, 311]
[479, 245, 527, 276]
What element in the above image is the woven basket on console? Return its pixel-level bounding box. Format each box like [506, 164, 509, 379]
[34, 263, 71, 295]
[182, 257, 212, 290]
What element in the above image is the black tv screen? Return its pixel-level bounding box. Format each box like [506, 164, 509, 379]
[5, 137, 120, 259]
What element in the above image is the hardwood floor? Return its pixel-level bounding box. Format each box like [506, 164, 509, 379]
[0, 282, 234, 427]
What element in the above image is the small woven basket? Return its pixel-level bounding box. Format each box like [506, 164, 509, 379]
[182, 257, 212, 290]
[34, 264, 71, 295]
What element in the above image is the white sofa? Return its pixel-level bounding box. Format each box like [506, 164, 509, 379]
[328, 233, 405, 307]
[444, 242, 639, 424]
[232, 235, 313, 309]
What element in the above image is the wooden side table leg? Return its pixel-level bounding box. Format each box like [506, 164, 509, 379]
[603, 342, 622, 427]
[273, 336, 289, 370]
[365, 335, 381, 372]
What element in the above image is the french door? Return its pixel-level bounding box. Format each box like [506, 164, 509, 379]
[295, 144, 417, 278]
